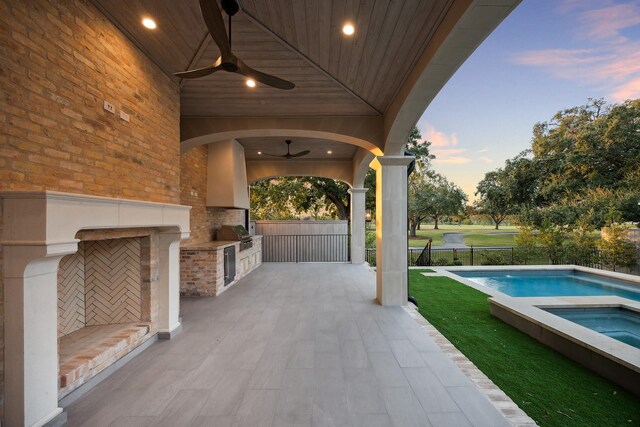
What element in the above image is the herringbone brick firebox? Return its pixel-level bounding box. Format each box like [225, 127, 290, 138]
[56, 229, 158, 398]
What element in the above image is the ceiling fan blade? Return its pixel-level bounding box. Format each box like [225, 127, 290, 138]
[259, 152, 283, 158]
[288, 150, 311, 158]
[237, 59, 295, 90]
[174, 64, 223, 79]
[199, 0, 232, 58]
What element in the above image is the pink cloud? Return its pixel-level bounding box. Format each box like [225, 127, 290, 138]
[418, 122, 458, 147]
[418, 123, 499, 166]
[513, 2, 640, 102]
[580, 3, 640, 40]
[612, 76, 640, 100]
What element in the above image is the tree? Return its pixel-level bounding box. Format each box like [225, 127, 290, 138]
[302, 177, 351, 220]
[250, 177, 350, 220]
[408, 171, 430, 237]
[405, 126, 435, 169]
[475, 170, 515, 229]
[414, 174, 467, 230]
[481, 98, 640, 229]
[250, 178, 308, 220]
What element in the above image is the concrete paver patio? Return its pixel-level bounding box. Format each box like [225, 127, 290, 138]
[64, 263, 511, 427]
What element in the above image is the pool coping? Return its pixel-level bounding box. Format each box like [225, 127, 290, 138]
[436, 264, 640, 297]
[431, 265, 640, 396]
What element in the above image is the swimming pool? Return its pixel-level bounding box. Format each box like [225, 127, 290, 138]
[454, 269, 640, 302]
[544, 307, 640, 349]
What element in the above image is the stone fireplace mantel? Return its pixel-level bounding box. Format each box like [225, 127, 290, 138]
[1, 191, 190, 427]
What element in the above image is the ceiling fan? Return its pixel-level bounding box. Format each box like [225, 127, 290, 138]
[260, 140, 310, 159]
[175, 0, 295, 90]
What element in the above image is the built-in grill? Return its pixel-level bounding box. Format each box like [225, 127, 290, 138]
[218, 225, 253, 251]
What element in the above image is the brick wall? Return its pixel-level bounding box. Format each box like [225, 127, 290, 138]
[180, 238, 261, 297]
[0, 0, 180, 202]
[180, 145, 248, 244]
[58, 245, 86, 336]
[180, 249, 220, 297]
[0, 0, 181, 419]
[0, 199, 3, 416]
[181, 146, 210, 244]
[209, 208, 246, 235]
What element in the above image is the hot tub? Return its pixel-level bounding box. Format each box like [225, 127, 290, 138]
[544, 307, 640, 349]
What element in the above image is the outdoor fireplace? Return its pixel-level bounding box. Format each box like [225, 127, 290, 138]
[56, 230, 158, 398]
[1, 191, 190, 426]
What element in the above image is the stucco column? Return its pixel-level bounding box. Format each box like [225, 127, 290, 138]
[157, 231, 184, 338]
[348, 188, 368, 264]
[372, 156, 413, 306]
[4, 244, 76, 427]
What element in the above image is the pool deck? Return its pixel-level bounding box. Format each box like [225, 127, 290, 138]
[62, 263, 524, 427]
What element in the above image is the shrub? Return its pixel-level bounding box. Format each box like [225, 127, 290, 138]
[365, 231, 376, 248]
[566, 225, 598, 266]
[597, 224, 638, 271]
[538, 225, 567, 264]
[514, 226, 537, 264]
[480, 252, 510, 265]
[433, 257, 450, 266]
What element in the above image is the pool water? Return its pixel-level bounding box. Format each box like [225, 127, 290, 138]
[455, 270, 640, 302]
[544, 307, 640, 349]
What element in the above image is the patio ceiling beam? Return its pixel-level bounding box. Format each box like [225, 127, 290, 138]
[180, 116, 385, 155]
[178, 32, 212, 89]
[240, 7, 383, 116]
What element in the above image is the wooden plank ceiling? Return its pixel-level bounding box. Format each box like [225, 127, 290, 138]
[93, 0, 454, 118]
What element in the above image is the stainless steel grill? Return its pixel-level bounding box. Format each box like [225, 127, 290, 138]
[217, 225, 253, 251]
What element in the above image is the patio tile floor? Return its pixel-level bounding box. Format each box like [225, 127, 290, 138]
[64, 263, 511, 427]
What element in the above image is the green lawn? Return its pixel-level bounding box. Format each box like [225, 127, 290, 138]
[463, 233, 516, 247]
[408, 224, 519, 247]
[408, 271, 640, 427]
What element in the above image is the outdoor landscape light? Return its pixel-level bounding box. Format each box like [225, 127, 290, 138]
[342, 23, 355, 35]
[246, 79, 256, 88]
[142, 18, 157, 29]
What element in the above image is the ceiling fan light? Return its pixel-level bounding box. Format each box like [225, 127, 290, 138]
[342, 23, 355, 35]
[246, 79, 256, 88]
[142, 18, 157, 29]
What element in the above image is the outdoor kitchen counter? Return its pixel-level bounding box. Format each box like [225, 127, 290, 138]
[180, 240, 239, 250]
[179, 236, 262, 297]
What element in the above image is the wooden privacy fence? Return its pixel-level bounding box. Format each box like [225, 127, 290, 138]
[255, 220, 350, 263]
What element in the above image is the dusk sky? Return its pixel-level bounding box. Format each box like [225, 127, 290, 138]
[418, 0, 640, 202]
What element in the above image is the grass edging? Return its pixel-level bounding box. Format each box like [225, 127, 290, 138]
[408, 270, 640, 427]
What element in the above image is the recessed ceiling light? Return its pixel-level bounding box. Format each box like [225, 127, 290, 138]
[246, 79, 256, 88]
[257, 151, 262, 155]
[342, 24, 355, 36]
[327, 150, 333, 154]
[142, 18, 157, 29]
